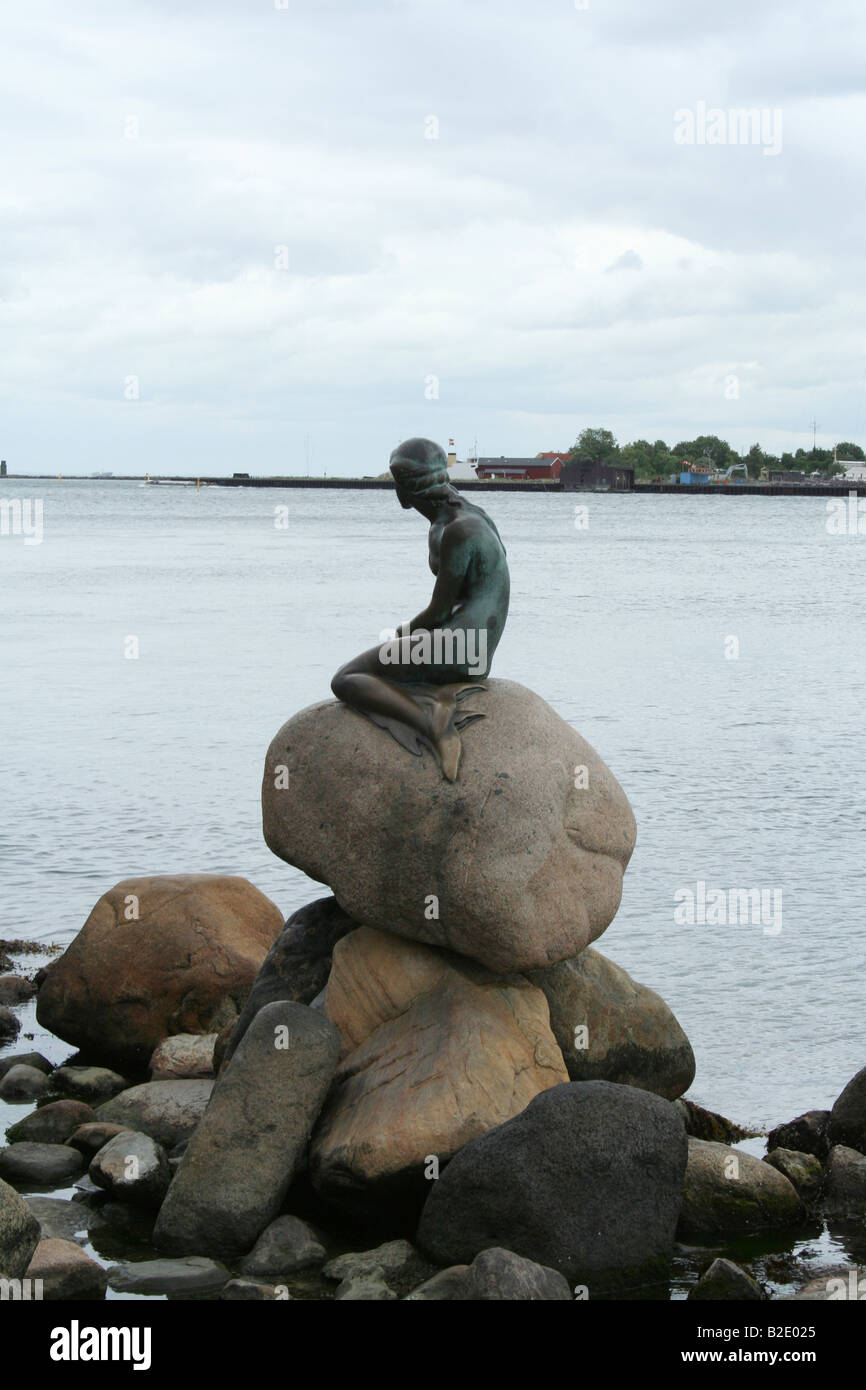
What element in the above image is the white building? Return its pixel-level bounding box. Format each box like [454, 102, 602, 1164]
[842, 462, 866, 482]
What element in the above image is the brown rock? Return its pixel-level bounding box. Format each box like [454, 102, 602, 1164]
[65, 1122, 129, 1157]
[262, 680, 636, 974]
[25, 1237, 107, 1300]
[36, 875, 284, 1069]
[311, 928, 568, 1208]
[6, 1100, 97, 1146]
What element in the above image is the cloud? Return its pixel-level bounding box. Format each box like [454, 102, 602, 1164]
[1, 0, 865, 474]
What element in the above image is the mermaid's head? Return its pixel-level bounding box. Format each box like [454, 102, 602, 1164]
[389, 438, 455, 509]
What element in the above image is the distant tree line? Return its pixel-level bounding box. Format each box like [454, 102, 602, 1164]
[567, 428, 865, 481]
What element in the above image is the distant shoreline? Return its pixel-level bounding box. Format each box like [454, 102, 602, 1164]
[3, 474, 866, 497]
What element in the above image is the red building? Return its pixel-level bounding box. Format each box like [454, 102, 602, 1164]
[474, 453, 567, 481]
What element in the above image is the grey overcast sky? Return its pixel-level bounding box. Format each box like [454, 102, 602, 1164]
[2, 0, 864, 476]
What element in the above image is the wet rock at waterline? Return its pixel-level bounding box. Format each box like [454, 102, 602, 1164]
[6, 1100, 97, 1146]
[526, 947, 695, 1099]
[688, 1258, 765, 1301]
[0, 1005, 21, 1041]
[828, 1065, 866, 1155]
[25, 1238, 107, 1300]
[154, 1002, 340, 1257]
[239, 1215, 326, 1277]
[417, 1081, 687, 1289]
[89, 1131, 171, 1209]
[820, 1145, 866, 1218]
[766, 1110, 831, 1161]
[107, 1256, 230, 1296]
[677, 1138, 806, 1239]
[36, 874, 284, 1069]
[764, 1148, 825, 1204]
[0, 1177, 41, 1278]
[406, 1247, 572, 1301]
[263, 680, 636, 975]
[0, 1064, 51, 1103]
[0, 1142, 85, 1188]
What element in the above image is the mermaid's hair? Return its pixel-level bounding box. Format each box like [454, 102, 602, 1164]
[389, 438, 456, 502]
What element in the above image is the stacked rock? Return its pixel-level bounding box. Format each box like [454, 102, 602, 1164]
[158, 676, 692, 1289]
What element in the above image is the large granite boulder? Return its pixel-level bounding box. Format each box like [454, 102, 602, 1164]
[417, 1080, 687, 1290]
[311, 929, 567, 1212]
[36, 875, 284, 1069]
[678, 1139, 806, 1238]
[527, 948, 694, 1099]
[154, 1002, 340, 1257]
[828, 1065, 866, 1154]
[262, 680, 636, 974]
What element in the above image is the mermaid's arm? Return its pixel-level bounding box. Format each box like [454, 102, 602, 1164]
[408, 529, 470, 631]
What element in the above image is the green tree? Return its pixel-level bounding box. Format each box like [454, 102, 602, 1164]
[568, 427, 619, 464]
[835, 441, 865, 461]
[672, 435, 737, 470]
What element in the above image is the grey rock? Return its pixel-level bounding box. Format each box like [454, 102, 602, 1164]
[764, 1148, 824, 1203]
[0, 1053, 52, 1082]
[821, 1145, 866, 1218]
[527, 948, 694, 1100]
[51, 1065, 128, 1103]
[828, 1066, 866, 1155]
[89, 1130, 170, 1209]
[417, 1080, 687, 1289]
[262, 681, 637, 975]
[6, 1099, 96, 1145]
[688, 1257, 765, 1301]
[0, 1142, 85, 1188]
[25, 1238, 107, 1300]
[219, 896, 356, 1070]
[0, 1177, 41, 1278]
[239, 1215, 325, 1276]
[23, 1196, 101, 1243]
[467, 1247, 572, 1300]
[0, 1064, 51, 1102]
[153, 1001, 340, 1257]
[766, 1110, 830, 1160]
[324, 1239, 427, 1297]
[96, 1079, 214, 1149]
[678, 1138, 806, 1238]
[107, 1256, 229, 1295]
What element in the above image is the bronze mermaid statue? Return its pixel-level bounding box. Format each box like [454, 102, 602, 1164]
[331, 437, 510, 781]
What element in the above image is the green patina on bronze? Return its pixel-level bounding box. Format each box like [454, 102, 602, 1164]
[331, 437, 510, 781]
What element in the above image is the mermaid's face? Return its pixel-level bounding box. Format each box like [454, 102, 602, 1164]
[394, 481, 414, 510]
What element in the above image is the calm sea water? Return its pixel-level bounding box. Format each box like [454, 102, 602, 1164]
[1, 479, 863, 1132]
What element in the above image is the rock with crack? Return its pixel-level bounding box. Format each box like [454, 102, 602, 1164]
[310, 928, 568, 1215]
